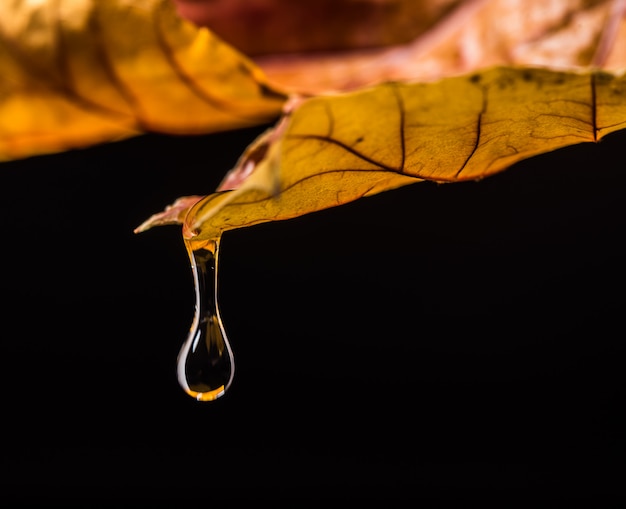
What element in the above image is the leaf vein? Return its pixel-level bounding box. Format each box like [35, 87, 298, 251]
[58, 3, 141, 125]
[286, 134, 398, 172]
[454, 87, 486, 178]
[152, 6, 267, 123]
[591, 73, 598, 141]
[0, 10, 139, 128]
[391, 84, 406, 172]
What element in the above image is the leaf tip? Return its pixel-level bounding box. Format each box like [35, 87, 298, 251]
[133, 195, 205, 234]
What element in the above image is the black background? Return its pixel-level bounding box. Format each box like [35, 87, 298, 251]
[0, 124, 624, 505]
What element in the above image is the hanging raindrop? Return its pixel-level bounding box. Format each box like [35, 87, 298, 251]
[177, 237, 234, 401]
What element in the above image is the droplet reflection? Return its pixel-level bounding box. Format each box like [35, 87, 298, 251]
[177, 238, 234, 401]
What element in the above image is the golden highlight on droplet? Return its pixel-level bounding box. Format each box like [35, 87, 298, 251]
[186, 385, 226, 402]
[176, 236, 235, 402]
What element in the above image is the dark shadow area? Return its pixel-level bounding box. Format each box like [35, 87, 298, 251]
[0, 125, 624, 505]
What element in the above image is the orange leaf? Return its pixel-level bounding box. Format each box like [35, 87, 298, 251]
[0, 0, 286, 161]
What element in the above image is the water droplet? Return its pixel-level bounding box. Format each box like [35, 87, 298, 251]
[177, 237, 234, 401]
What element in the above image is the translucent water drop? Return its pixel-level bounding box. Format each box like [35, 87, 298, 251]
[177, 237, 234, 401]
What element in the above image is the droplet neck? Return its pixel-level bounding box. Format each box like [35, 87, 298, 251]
[177, 238, 234, 401]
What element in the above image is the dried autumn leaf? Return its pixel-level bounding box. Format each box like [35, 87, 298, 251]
[211, 0, 626, 95]
[173, 0, 463, 56]
[0, 0, 286, 161]
[136, 66, 626, 243]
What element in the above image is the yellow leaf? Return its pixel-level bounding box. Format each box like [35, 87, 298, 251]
[0, 0, 287, 161]
[151, 66, 626, 246]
